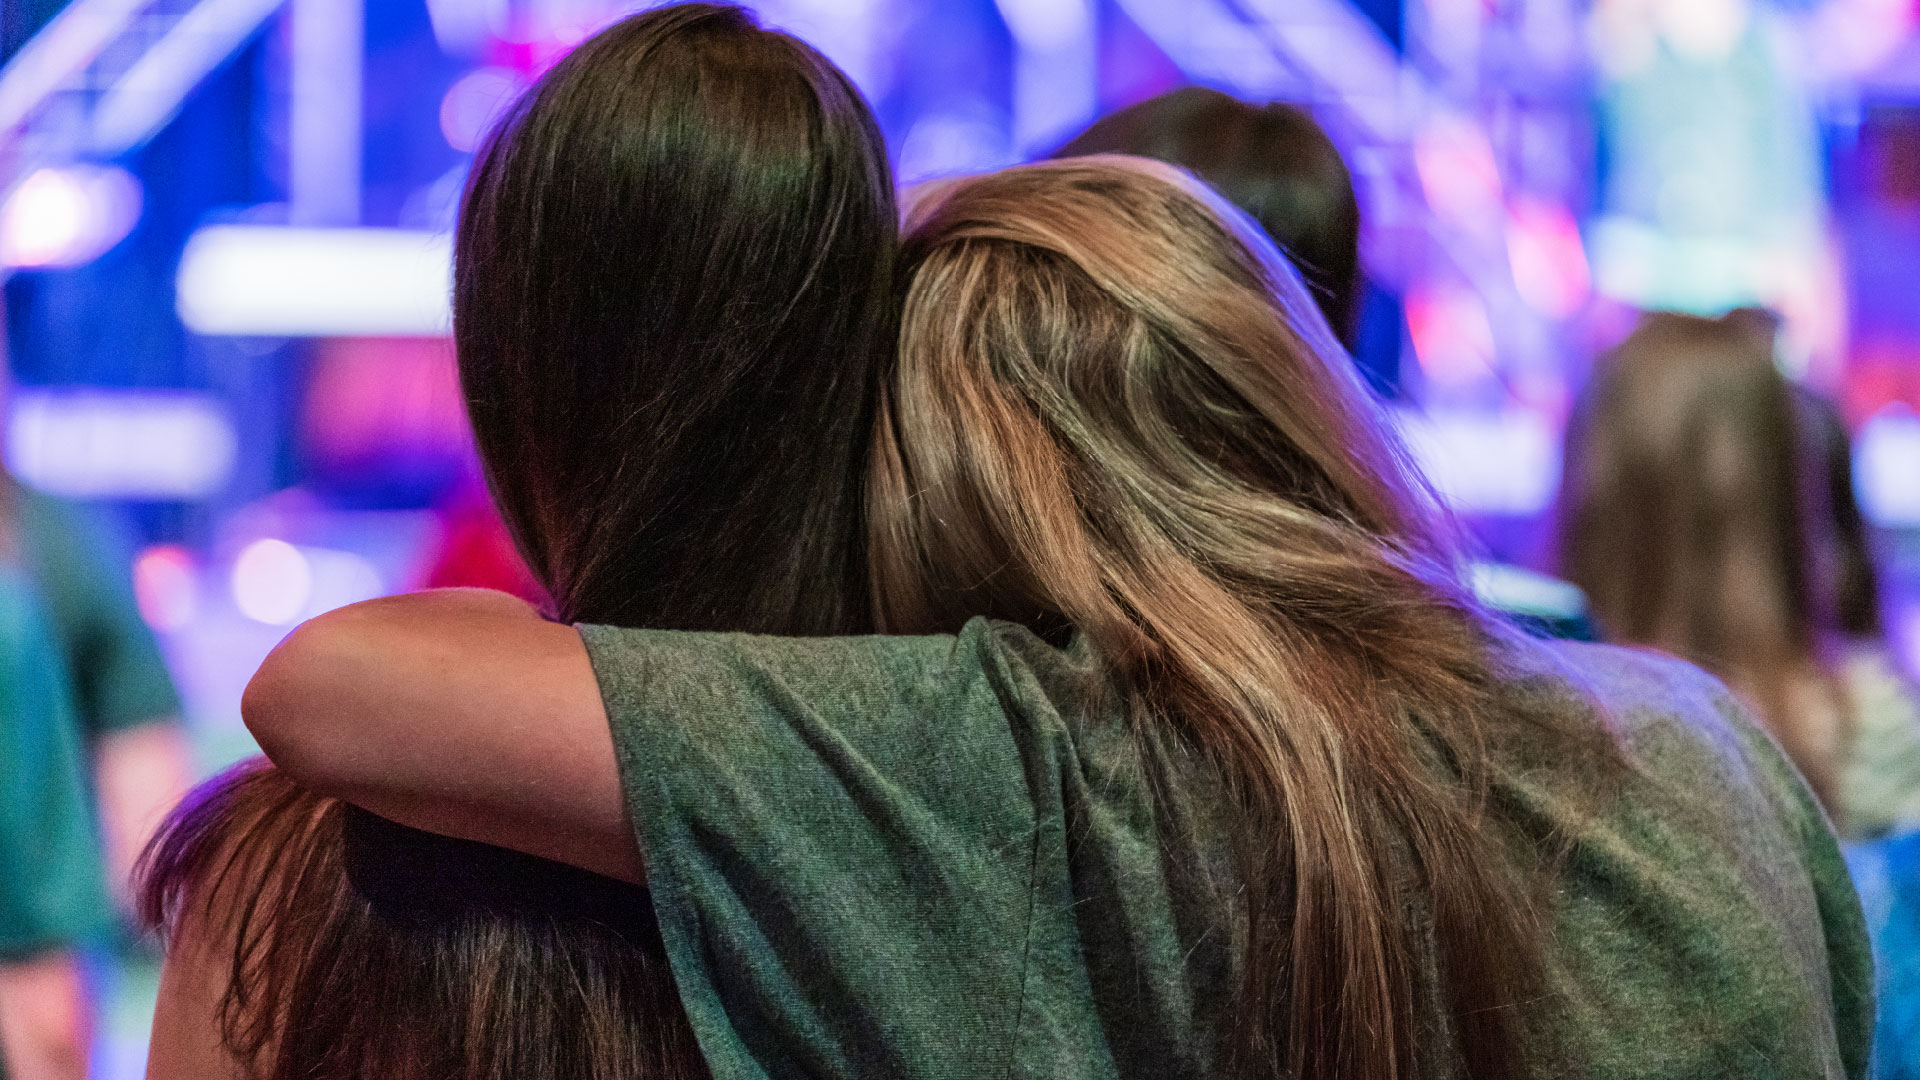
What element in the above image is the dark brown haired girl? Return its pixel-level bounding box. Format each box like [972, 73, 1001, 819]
[239, 163, 1869, 1079]
[140, 3, 897, 1076]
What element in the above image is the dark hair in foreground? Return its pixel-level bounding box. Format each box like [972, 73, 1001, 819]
[139, 762, 705, 1078]
[875, 157, 1609, 1079]
[1055, 88, 1363, 347]
[139, 4, 898, 1077]
[1559, 309, 1848, 809]
[455, 0, 894, 633]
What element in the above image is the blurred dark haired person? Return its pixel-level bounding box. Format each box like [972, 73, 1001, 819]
[139, 3, 896, 1076]
[1057, 85, 1591, 638]
[1055, 87, 1362, 348]
[1561, 308, 1920, 838]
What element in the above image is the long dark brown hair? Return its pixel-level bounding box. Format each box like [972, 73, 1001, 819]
[455, 0, 894, 632]
[871, 156, 1574, 1080]
[1560, 309, 1847, 808]
[139, 761, 707, 1079]
[140, 6, 898, 1077]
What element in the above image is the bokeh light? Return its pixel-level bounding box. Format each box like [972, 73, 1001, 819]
[133, 545, 199, 633]
[438, 67, 524, 153]
[232, 539, 313, 626]
[0, 165, 143, 269]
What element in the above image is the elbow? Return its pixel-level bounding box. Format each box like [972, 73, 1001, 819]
[242, 610, 364, 797]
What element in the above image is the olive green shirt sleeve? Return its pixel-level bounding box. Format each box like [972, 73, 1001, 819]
[0, 571, 111, 957]
[579, 620, 1045, 1079]
[1722, 689, 1875, 1080]
[579, 621, 1871, 1080]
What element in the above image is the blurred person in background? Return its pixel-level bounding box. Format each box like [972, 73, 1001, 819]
[14, 482, 194, 910]
[1058, 87, 1592, 639]
[1054, 88, 1378, 385]
[1560, 307, 1920, 837]
[1794, 385, 1920, 1079]
[1798, 386, 1920, 839]
[0, 315, 193, 915]
[0, 566, 111, 1080]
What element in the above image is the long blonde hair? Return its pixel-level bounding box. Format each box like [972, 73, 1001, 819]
[870, 157, 1575, 1079]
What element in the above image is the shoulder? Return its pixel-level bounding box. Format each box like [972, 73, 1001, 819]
[578, 617, 1101, 731]
[1491, 638, 1870, 1077]
[1497, 635, 1787, 792]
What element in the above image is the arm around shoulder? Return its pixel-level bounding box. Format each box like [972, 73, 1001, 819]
[242, 589, 643, 883]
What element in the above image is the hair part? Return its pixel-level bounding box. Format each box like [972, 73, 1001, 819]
[873, 156, 1574, 1079]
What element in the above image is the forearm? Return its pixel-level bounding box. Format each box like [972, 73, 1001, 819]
[95, 720, 195, 907]
[242, 590, 642, 883]
[0, 951, 90, 1080]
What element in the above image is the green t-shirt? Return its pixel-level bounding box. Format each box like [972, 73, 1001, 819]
[580, 618, 1871, 1079]
[15, 487, 181, 735]
[0, 567, 110, 959]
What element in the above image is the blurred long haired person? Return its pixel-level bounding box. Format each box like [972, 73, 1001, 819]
[1799, 386, 1920, 838]
[139, 4, 896, 1077]
[1562, 309, 1920, 838]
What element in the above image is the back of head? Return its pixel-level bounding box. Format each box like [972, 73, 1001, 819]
[143, 7, 897, 1076]
[141, 763, 705, 1080]
[874, 156, 1567, 1080]
[457, 1, 896, 634]
[1055, 88, 1362, 345]
[1561, 310, 1840, 798]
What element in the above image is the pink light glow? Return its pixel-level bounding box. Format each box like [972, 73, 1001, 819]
[1406, 282, 1497, 386]
[134, 545, 198, 633]
[1505, 196, 1591, 319]
[1413, 115, 1502, 227]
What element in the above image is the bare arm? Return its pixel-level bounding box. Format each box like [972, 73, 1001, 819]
[242, 589, 641, 883]
[95, 721, 195, 910]
[0, 951, 89, 1080]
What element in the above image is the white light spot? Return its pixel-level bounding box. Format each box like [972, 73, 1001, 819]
[0, 166, 143, 269]
[439, 67, 523, 154]
[232, 539, 313, 625]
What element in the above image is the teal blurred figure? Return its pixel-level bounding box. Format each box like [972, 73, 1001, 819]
[0, 566, 110, 1080]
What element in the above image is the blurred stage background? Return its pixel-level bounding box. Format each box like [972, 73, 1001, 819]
[2, 0, 1919, 1072]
